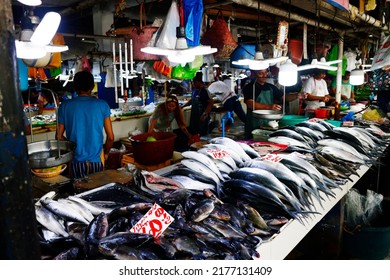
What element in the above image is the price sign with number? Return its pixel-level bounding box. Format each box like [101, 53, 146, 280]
[205, 148, 230, 159]
[130, 203, 174, 239]
[262, 153, 283, 162]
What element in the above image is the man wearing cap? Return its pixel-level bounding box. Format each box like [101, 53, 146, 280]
[303, 69, 331, 110]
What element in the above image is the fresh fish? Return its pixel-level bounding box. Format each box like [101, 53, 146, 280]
[191, 198, 215, 222]
[203, 144, 244, 166]
[170, 175, 216, 191]
[136, 170, 184, 195]
[35, 191, 56, 206]
[296, 121, 327, 132]
[319, 146, 366, 164]
[209, 137, 252, 162]
[241, 203, 269, 230]
[236, 141, 260, 159]
[57, 198, 95, 223]
[182, 151, 225, 181]
[160, 188, 192, 206]
[317, 139, 369, 161]
[242, 159, 303, 192]
[180, 159, 221, 186]
[221, 179, 302, 221]
[202, 217, 248, 238]
[318, 120, 335, 130]
[269, 129, 314, 145]
[167, 167, 218, 187]
[268, 136, 313, 149]
[292, 126, 322, 141]
[67, 196, 113, 215]
[198, 147, 238, 170]
[212, 159, 234, 174]
[41, 197, 91, 224]
[279, 154, 324, 183]
[229, 167, 304, 211]
[35, 205, 69, 238]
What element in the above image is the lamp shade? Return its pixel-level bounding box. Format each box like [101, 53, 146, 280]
[350, 69, 365, 85]
[17, 0, 42, 6]
[278, 59, 298, 86]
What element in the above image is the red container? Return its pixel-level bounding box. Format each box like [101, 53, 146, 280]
[129, 132, 176, 165]
[315, 109, 328, 118]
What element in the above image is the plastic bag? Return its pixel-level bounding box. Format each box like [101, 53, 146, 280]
[345, 188, 383, 227]
[155, 1, 180, 49]
[183, 0, 203, 47]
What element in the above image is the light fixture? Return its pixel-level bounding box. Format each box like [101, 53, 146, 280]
[296, 57, 341, 71]
[232, 45, 288, 70]
[231, 0, 287, 70]
[15, 12, 68, 59]
[278, 59, 298, 86]
[349, 68, 365, 85]
[17, 0, 42, 6]
[141, 27, 217, 66]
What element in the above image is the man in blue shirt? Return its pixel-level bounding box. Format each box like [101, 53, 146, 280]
[57, 71, 114, 179]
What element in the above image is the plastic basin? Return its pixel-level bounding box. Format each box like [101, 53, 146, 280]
[279, 115, 309, 128]
[315, 109, 328, 118]
[129, 132, 176, 165]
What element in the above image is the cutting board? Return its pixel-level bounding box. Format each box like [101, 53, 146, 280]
[73, 169, 133, 192]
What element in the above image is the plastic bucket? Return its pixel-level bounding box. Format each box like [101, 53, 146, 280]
[129, 132, 176, 165]
[315, 109, 328, 118]
[342, 200, 390, 259]
[288, 39, 303, 65]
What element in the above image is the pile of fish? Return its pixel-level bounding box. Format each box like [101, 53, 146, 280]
[35, 183, 285, 260]
[34, 124, 389, 260]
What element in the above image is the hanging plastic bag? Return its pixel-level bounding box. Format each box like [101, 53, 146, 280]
[155, 1, 180, 49]
[326, 44, 347, 76]
[183, 0, 203, 47]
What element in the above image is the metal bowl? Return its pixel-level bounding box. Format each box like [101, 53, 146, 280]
[252, 110, 284, 120]
[28, 140, 75, 169]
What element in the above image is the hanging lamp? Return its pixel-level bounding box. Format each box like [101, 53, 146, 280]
[17, 0, 42, 6]
[349, 68, 365, 85]
[232, 1, 287, 70]
[141, 1, 216, 66]
[296, 2, 340, 72]
[15, 11, 68, 59]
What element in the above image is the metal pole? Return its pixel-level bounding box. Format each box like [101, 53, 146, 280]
[0, 0, 40, 259]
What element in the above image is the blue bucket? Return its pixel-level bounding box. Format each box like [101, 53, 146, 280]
[230, 44, 255, 69]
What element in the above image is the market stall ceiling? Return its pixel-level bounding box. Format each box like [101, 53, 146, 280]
[11, 0, 389, 56]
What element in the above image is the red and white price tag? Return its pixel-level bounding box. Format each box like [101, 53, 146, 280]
[261, 153, 283, 162]
[130, 203, 174, 239]
[205, 148, 230, 159]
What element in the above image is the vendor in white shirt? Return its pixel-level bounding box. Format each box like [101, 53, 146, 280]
[303, 69, 331, 110]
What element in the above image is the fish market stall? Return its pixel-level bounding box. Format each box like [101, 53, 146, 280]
[32, 119, 390, 260]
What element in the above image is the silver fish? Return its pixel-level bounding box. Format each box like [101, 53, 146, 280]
[180, 159, 221, 186]
[182, 151, 225, 181]
[236, 141, 260, 159]
[57, 198, 95, 223]
[198, 147, 237, 170]
[35, 205, 69, 238]
[170, 175, 216, 191]
[41, 197, 91, 224]
[67, 196, 113, 215]
[209, 137, 252, 162]
[317, 139, 369, 161]
[203, 144, 244, 166]
[268, 136, 313, 149]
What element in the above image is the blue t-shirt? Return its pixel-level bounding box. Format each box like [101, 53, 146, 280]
[58, 96, 111, 163]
